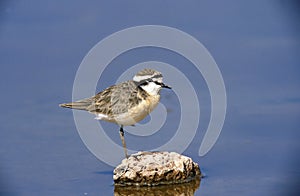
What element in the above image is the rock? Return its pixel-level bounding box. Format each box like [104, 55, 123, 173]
[113, 151, 201, 186]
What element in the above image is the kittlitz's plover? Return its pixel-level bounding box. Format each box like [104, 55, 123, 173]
[59, 69, 171, 158]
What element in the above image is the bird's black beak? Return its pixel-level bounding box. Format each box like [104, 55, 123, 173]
[161, 83, 172, 89]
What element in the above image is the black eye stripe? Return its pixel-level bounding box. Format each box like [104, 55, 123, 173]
[135, 80, 149, 86]
[134, 78, 162, 87]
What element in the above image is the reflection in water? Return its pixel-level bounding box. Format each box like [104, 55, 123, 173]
[114, 176, 201, 196]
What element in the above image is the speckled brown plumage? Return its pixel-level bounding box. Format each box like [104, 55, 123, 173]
[60, 80, 150, 118]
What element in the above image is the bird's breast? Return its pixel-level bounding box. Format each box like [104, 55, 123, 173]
[114, 95, 160, 126]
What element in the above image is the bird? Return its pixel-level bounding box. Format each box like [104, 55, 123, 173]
[59, 68, 171, 158]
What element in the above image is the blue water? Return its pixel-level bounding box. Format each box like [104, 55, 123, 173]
[1, 1, 300, 195]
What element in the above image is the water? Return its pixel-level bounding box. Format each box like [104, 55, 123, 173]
[1, 1, 300, 195]
[115, 178, 201, 196]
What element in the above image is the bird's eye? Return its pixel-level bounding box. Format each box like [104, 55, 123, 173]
[154, 81, 162, 85]
[138, 80, 161, 86]
[140, 81, 149, 86]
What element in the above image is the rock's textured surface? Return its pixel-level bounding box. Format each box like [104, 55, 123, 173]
[113, 151, 201, 186]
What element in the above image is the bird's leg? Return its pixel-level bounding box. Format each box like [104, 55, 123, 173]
[119, 126, 128, 159]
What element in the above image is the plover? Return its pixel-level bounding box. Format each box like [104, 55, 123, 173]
[60, 69, 171, 158]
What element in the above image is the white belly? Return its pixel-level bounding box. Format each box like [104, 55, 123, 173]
[114, 95, 160, 126]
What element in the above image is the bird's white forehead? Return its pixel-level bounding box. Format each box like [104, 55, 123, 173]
[133, 69, 163, 82]
[133, 73, 163, 82]
[133, 74, 163, 83]
[152, 77, 163, 83]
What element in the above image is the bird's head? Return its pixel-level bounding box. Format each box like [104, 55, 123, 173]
[133, 68, 171, 95]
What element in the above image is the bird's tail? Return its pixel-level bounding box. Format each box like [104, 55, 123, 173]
[59, 98, 92, 111]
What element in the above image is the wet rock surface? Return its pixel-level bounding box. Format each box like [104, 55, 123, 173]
[113, 151, 201, 186]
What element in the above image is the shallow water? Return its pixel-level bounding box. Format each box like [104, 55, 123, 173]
[1, 1, 300, 195]
[114, 178, 201, 196]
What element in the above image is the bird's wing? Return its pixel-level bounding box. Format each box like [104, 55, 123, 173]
[86, 85, 115, 116]
[87, 81, 144, 117]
